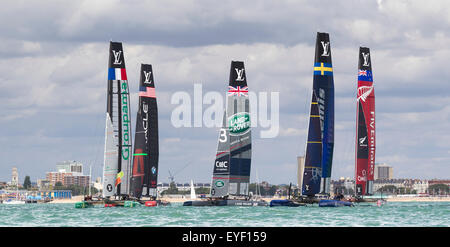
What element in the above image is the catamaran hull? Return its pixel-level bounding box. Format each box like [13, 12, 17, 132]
[183, 199, 268, 207]
[269, 199, 306, 207]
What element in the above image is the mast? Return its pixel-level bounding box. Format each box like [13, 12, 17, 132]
[130, 64, 159, 199]
[107, 41, 132, 197]
[355, 47, 375, 196]
[301, 32, 335, 196]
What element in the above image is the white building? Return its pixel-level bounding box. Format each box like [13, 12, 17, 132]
[413, 180, 429, 194]
[56, 160, 83, 176]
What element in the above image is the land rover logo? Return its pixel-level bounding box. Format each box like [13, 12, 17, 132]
[215, 180, 225, 188]
[228, 112, 250, 135]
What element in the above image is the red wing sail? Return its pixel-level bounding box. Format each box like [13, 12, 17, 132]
[355, 47, 375, 195]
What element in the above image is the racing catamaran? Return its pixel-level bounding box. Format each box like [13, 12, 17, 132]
[301, 32, 335, 202]
[129, 64, 169, 206]
[354, 47, 376, 201]
[183, 61, 267, 206]
[271, 32, 336, 206]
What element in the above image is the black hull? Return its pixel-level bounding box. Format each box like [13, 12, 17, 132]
[183, 199, 268, 207]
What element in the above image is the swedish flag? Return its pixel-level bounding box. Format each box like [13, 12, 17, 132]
[314, 62, 333, 76]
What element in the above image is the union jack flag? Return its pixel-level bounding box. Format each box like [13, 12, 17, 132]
[228, 86, 248, 97]
[358, 70, 367, 76]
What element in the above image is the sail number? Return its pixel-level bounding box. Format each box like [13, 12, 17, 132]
[219, 128, 227, 142]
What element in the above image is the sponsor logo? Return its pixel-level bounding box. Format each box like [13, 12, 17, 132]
[215, 160, 228, 168]
[321, 41, 330, 56]
[121, 81, 131, 161]
[215, 180, 225, 188]
[228, 112, 251, 135]
[369, 111, 375, 175]
[235, 68, 245, 81]
[107, 184, 113, 192]
[362, 52, 370, 67]
[357, 169, 367, 182]
[142, 102, 149, 143]
[112, 50, 122, 65]
[151, 166, 156, 175]
[318, 88, 325, 131]
[357, 85, 373, 102]
[143, 70, 152, 84]
[359, 136, 367, 146]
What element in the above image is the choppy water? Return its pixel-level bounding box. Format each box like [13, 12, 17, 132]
[0, 201, 448, 227]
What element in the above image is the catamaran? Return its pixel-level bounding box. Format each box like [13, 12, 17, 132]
[183, 61, 267, 206]
[129, 64, 169, 207]
[77, 41, 134, 208]
[271, 32, 339, 206]
[352, 47, 378, 203]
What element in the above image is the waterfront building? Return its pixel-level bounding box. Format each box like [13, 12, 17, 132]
[46, 172, 73, 186]
[56, 160, 83, 176]
[37, 179, 51, 190]
[413, 180, 429, 194]
[374, 163, 393, 180]
[63, 175, 90, 187]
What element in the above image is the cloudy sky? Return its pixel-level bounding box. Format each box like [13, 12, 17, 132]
[1, 0, 449, 185]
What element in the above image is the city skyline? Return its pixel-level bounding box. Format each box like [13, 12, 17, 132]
[1, 1, 450, 184]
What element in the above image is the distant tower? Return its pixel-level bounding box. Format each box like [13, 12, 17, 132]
[11, 167, 19, 187]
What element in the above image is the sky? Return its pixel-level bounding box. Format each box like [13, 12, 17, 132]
[0, 0, 449, 185]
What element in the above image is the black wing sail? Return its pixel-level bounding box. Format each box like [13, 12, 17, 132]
[131, 64, 159, 199]
[301, 32, 335, 196]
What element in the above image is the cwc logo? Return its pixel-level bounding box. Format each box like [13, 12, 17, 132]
[228, 112, 250, 135]
[215, 180, 225, 188]
[215, 160, 228, 168]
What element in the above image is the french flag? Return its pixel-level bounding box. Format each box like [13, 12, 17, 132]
[108, 68, 128, 80]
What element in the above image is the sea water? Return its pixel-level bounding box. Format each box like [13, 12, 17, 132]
[0, 202, 448, 227]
